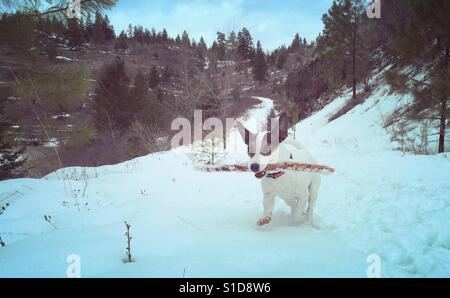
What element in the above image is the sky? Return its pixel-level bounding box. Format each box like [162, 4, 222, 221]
[107, 0, 334, 51]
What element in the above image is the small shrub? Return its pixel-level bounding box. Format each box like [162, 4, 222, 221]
[124, 221, 133, 263]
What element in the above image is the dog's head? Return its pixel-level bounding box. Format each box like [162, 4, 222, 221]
[237, 113, 288, 178]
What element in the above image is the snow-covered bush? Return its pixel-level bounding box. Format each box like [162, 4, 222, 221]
[190, 136, 226, 166]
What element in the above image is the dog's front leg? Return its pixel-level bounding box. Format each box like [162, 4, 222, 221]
[292, 196, 308, 225]
[257, 193, 275, 226]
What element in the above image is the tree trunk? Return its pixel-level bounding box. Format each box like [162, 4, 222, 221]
[350, 25, 358, 99]
[438, 97, 447, 153]
[438, 44, 449, 153]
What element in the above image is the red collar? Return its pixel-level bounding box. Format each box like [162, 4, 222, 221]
[255, 171, 285, 179]
[266, 171, 285, 179]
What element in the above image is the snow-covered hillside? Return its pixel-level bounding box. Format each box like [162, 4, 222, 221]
[1, 73, 449, 277]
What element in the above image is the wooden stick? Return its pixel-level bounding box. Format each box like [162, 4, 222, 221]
[198, 162, 335, 175]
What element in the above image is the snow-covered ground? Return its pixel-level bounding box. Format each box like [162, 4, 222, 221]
[1, 80, 449, 277]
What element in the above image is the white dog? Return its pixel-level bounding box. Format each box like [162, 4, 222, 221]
[237, 113, 321, 226]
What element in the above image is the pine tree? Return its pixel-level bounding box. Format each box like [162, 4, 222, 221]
[132, 70, 148, 116]
[84, 12, 93, 41]
[175, 34, 181, 45]
[161, 29, 168, 42]
[93, 11, 105, 43]
[385, 0, 450, 153]
[237, 27, 254, 76]
[216, 32, 226, 61]
[148, 65, 160, 89]
[276, 46, 288, 69]
[94, 58, 136, 132]
[102, 15, 115, 40]
[208, 41, 219, 73]
[0, 98, 26, 180]
[181, 30, 190, 47]
[226, 31, 238, 61]
[133, 25, 144, 44]
[66, 17, 84, 50]
[317, 0, 367, 99]
[253, 40, 268, 83]
[196, 36, 208, 61]
[237, 27, 254, 62]
[290, 33, 301, 52]
[114, 30, 128, 51]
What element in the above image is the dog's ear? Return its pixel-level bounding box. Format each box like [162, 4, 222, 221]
[276, 113, 289, 143]
[236, 121, 254, 146]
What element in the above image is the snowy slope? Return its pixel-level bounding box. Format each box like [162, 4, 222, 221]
[1, 78, 450, 277]
[293, 67, 450, 277]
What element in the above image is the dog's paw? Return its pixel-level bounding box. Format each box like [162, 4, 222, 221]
[257, 216, 271, 226]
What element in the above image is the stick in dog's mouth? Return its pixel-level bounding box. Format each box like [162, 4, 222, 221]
[198, 162, 336, 175]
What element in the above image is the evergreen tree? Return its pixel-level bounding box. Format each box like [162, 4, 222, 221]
[94, 58, 137, 132]
[143, 28, 151, 44]
[253, 40, 268, 83]
[93, 11, 105, 43]
[133, 69, 148, 104]
[276, 46, 288, 69]
[84, 12, 94, 41]
[196, 36, 208, 61]
[161, 29, 169, 42]
[237, 27, 254, 76]
[0, 98, 26, 180]
[385, 0, 450, 153]
[208, 41, 219, 73]
[181, 30, 190, 47]
[151, 28, 157, 42]
[175, 34, 181, 45]
[237, 27, 254, 61]
[66, 17, 84, 49]
[133, 25, 144, 44]
[316, 0, 367, 99]
[216, 31, 226, 61]
[102, 15, 115, 40]
[226, 31, 238, 61]
[148, 65, 160, 89]
[114, 30, 128, 51]
[290, 33, 301, 52]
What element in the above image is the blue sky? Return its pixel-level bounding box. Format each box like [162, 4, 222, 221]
[108, 0, 334, 50]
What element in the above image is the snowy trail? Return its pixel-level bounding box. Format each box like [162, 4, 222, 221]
[1, 93, 449, 277]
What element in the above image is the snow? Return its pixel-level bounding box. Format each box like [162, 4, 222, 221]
[52, 113, 71, 120]
[292, 69, 450, 277]
[55, 56, 73, 61]
[43, 137, 60, 148]
[1, 68, 450, 277]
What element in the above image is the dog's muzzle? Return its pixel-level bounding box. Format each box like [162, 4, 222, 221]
[254, 171, 267, 179]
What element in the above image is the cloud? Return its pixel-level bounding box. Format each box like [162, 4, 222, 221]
[108, 0, 332, 50]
